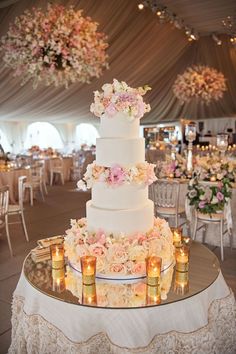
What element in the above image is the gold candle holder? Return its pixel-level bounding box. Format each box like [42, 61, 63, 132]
[52, 267, 65, 293]
[146, 284, 161, 305]
[171, 227, 182, 248]
[181, 236, 191, 246]
[82, 283, 97, 305]
[80, 256, 96, 285]
[175, 246, 189, 272]
[174, 270, 189, 295]
[51, 244, 64, 269]
[146, 256, 162, 286]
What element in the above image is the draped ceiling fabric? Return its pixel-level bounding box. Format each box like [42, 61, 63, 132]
[0, 0, 236, 126]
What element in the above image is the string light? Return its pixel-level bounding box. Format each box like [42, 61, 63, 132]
[137, 0, 235, 46]
[138, 3, 144, 10]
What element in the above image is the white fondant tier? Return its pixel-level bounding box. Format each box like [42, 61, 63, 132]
[86, 200, 154, 236]
[99, 112, 140, 138]
[92, 182, 148, 209]
[96, 138, 145, 167]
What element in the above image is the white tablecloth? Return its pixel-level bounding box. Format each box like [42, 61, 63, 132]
[8, 271, 236, 353]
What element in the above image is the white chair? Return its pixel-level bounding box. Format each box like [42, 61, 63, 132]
[70, 153, 84, 181]
[192, 182, 232, 261]
[24, 166, 45, 206]
[34, 160, 48, 195]
[0, 178, 29, 256]
[149, 179, 186, 227]
[0, 186, 11, 254]
[49, 158, 64, 185]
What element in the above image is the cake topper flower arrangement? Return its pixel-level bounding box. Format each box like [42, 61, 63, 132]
[90, 79, 151, 120]
[173, 65, 227, 104]
[0, 4, 109, 88]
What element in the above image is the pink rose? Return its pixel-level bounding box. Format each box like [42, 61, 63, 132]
[108, 263, 127, 274]
[95, 229, 106, 245]
[89, 243, 107, 257]
[198, 201, 206, 209]
[216, 191, 224, 201]
[131, 262, 146, 275]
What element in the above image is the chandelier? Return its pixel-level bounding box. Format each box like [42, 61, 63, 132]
[0, 4, 109, 88]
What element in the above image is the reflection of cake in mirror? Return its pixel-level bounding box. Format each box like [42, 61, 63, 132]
[64, 79, 175, 278]
[65, 264, 174, 307]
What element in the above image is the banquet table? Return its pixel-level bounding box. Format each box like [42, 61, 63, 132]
[8, 242, 236, 354]
[0, 167, 31, 203]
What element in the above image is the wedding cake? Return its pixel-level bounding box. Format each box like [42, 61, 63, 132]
[65, 79, 174, 277]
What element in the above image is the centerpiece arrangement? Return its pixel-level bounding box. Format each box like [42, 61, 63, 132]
[187, 177, 232, 215]
[173, 65, 227, 104]
[0, 4, 109, 88]
[193, 155, 236, 182]
[156, 154, 188, 179]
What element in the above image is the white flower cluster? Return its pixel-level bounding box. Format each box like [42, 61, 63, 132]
[173, 65, 227, 104]
[0, 4, 109, 88]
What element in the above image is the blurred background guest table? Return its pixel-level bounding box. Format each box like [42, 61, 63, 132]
[8, 242, 236, 353]
[0, 166, 30, 203]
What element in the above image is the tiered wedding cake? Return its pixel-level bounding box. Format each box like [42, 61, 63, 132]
[65, 79, 174, 278]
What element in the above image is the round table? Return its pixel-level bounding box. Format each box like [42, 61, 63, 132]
[8, 242, 236, 353]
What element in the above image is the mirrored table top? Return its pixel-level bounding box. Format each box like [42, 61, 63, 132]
[24, 242, 220, 309]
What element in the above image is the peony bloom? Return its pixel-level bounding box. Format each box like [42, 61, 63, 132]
[108, 164, 126, 185]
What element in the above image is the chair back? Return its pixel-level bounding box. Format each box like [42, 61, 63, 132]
[0, 186, 9, 219]
[18, 176, 27, 209]
[150, 179, 180, 210]
[49, 157, 63, 170]
[29, 165, 44, 183]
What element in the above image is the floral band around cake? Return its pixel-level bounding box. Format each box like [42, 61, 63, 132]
[64, 217, 175, 276]
[90, 79, 151, 120]
[77, 161, 157, 190]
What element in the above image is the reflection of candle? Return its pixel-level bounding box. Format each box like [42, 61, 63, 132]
[51, 244, 64, 269]
[146, 284, 161, 305]
[171, 227, 182, 247]
[175, 246, 189, 272]
[210, 176, 216, 182]
[52, 267, 65, 293]
[146, 256, 162, 286]
[174, 271, 189, 295]
[81, 256, 96, 285]
[82, 284, 97, 305]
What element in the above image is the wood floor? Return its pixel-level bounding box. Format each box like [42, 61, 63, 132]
[0, 181, 235, 353]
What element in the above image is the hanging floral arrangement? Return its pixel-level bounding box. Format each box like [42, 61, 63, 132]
[173, 65, 227, 104]
[0, 4, 109, 88]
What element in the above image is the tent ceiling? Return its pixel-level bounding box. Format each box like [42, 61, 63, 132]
[0, 0, 236, 124]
